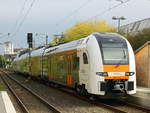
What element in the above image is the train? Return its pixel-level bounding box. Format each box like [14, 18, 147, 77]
[12, 32, 136, 96]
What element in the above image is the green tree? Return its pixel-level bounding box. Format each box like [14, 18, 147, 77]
[126, 28, 150, 50]
[0, 55, 6, 68]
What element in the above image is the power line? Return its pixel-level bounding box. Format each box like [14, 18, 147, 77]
[54, 0, 131, 34]
[12, 0, 37, 37]
[76, 0, 131, 33]
[1, 1, 28, 39]
[11, 0, 28, 33]
[55, 0, 94, 27]
[87, 0, 131, 21]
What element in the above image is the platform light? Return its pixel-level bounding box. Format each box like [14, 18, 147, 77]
[112, 16, 126, 32]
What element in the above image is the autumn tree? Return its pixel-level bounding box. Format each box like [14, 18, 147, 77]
[64, 20, 116, 42]
[50, 20, 116, 45]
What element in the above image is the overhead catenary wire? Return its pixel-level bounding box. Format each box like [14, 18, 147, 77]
[0, 1, 28, 39]
[12, 0, 37, 37]
[87, 0, 131, 21]
[55, 0, 131, 34]
[55, 0, 94, 27]
[80, 0, 131, 32]
[11, 0, 28, 33]
[56, 0, 130, 27]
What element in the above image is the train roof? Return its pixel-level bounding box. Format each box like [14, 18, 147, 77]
[14, 36, 86, 61]
[44, 38, 86, 55]
[14, 32, 125, 61]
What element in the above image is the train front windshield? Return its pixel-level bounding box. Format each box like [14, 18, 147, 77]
[102, 43, 129, 64]
[95, 33, 129, 65]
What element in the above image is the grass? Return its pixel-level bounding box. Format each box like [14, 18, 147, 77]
[0, 83, 5, 91]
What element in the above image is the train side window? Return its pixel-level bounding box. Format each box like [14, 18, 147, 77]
[83, 53, 88, 64]
[73, 56, 79, 70]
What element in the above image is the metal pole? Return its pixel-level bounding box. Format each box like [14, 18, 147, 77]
[29, 43, 32, 75]
[46, 35, 48, 45]
[118, 19, 121, 32]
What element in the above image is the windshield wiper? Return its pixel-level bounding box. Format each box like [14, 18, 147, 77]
[115, 47, 126, 65]
[123, 48, 126, 59]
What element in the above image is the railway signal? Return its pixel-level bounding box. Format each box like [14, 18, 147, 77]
[27, 33, 33, 75]
[27, 33, 33, 48]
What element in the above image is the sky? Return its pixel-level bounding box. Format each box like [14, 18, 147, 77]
[0, 0, 150, 53]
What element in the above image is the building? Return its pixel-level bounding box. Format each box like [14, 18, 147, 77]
[120, 18, 150, 34]
[4, 41, 14, 54]
[135, 41, 150, 88]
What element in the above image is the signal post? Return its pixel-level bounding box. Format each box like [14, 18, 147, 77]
[27, 33, 33, 75]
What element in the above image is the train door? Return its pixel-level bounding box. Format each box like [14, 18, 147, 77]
[41, 55, 48, 80]
[79, 51, 90, 89]
[66, 55, 73, 86]
[67, 53, 80, 87]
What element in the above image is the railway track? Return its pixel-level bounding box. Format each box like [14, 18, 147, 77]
[117, 99, 150, 113]
[2, 69, 150, 113]
[52, 87, 150, 113]
[0, 70, 61, 113]
[33, 78, 150, 113]
[97, 98, 150, 113]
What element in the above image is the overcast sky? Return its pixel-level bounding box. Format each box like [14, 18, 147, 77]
[0, 0, 150, 53]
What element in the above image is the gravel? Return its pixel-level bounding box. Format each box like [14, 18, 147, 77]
[3, 75, 53, 113]
[9, 73, 114, 113]
[0, 72, 23, 113]
[4, 70, 147, 113]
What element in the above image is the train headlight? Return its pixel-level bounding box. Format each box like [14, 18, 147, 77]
[96, 72, 108, 76]
[125, 72, 134, 76]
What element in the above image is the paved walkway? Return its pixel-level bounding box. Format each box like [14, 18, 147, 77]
[137, 86, 150, 94]
[0, 91, 16, 113]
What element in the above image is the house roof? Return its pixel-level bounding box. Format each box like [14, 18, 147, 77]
[135, 41, 150, 53]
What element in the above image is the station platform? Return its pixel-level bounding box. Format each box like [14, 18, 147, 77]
[137, 86, 150, 94]
[0, 91, 16, 113]
[125, 86, 150, 109]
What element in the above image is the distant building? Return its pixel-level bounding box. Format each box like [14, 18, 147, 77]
[4, 41, 14, 55]
[120, 18, 150, 34]
[3, 41, 26, 62]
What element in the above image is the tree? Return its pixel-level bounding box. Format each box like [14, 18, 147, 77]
[126, 28, 150, 50]
[0, 55, 6, 68]
[49, 20, 116, 45]
[64, 20, 116, 42]
[50, 36, 65, 46]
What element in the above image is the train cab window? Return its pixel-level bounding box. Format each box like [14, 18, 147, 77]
[83, 53, 88, 64]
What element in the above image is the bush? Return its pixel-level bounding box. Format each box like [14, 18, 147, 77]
[126, 28, 150, 50]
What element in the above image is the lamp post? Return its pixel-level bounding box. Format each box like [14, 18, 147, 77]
[112, 16, 126, 32]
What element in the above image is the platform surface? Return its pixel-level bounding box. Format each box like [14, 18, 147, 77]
[137, 86, 150, 94]
[0, 91, 16, 113]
